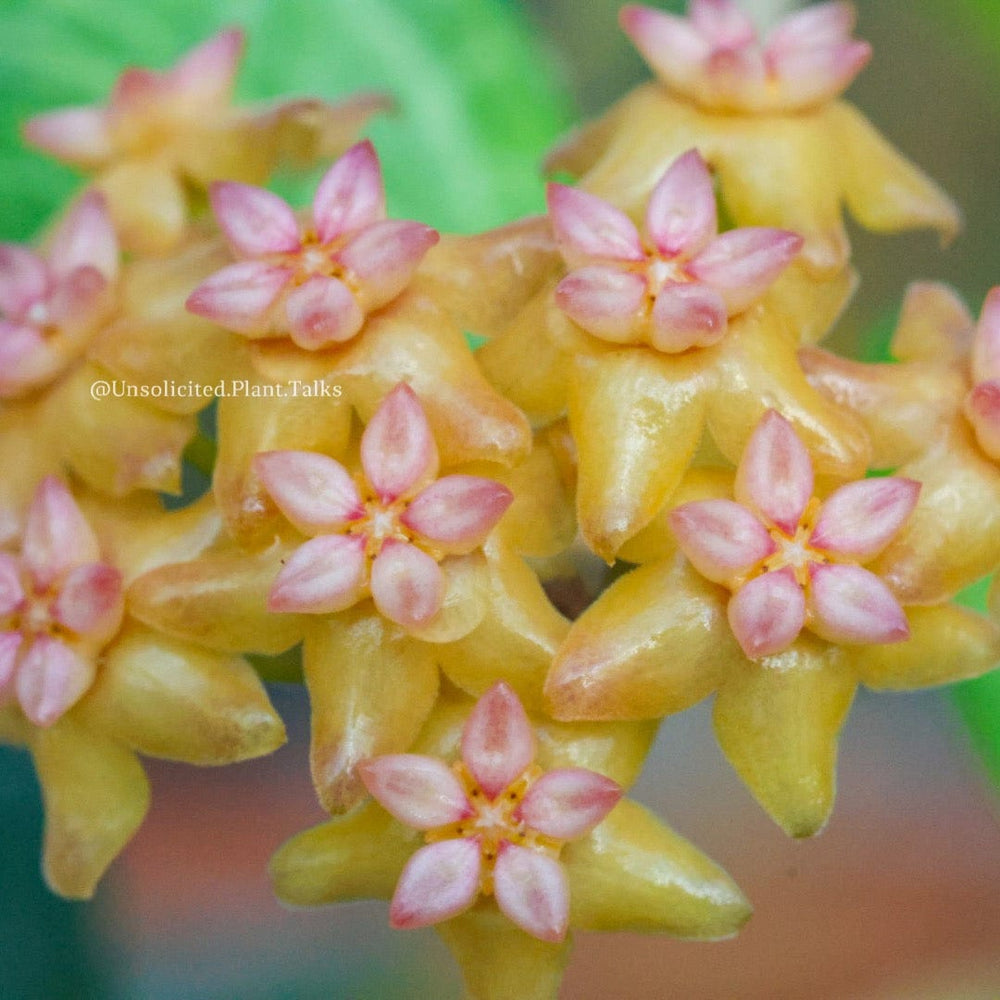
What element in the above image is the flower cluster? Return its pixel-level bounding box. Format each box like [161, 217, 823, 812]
[2, 4, 999, 998]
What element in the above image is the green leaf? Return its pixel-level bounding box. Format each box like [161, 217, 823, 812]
[0, 0, 573, 240]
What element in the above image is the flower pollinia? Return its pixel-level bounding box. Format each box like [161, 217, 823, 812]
[0, 476, 285, 898]
[24, 29, 389, 254]
[271, 683, 751, 1000]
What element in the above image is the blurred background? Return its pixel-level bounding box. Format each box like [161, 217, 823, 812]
[1, 1, 999, 996]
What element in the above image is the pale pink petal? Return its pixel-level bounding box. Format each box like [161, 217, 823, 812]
[337, 220, 439, 311]
[284, 274, 364, 349]
[687, 228, 802, 314]
[369, 538, 445, 630]
[44, 266, 109, 327]
[461, 681, 535, 799]
[360, 754, 473, 829]
[546, 183, 645, 264]
[670, 499, 776, 586]
[554, 265, 648, 343]
[0, 555, 24, 616]
[47, 190, 119, 283]
[808, 563, 910, 645]
[253, 451, 363, 531]
[22, 107, 113, 165]
[109, 68, 164, 114]
[312, 140, 385, 243]
[971, 287, 1000, 385]
[185, 261, 292, 334]
[650, 280, 728, 351]
[16, 636, 95, 727]
[0, 631, 23, 698]
[735, 410, 814, 533]
[517, 768, 622, 841]
[167, 28, 244, 104]
[810, 478, 920, 560]
[728, 566, 806, 659]
[401, 476, 513, 555]
[23, 478, 100, 589]
[360, 383, 438, 502]
[766, 2, 856, 51]
[267, 533, 367, 614]
[493, 842, 569, 943]
[619, 5, 711, 88]
[0, 321, 51, 396]
[209, 182, 301, 257]
[965, 380, 1000, 463]
[52, 563, 124, 641]
[767, 42, 871, 107]
[691, 0, 757, 48]
[645, 149, 718, 258]
[0, 244, 49, 317]
[389, 838, 482, 929]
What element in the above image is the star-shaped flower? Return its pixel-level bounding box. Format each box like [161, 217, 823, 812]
[187, 141, 439, 351]
[255, 382, 513, 631]
[669, 410, 918, 658]
[549, 149, 801, 352]
[24, 30, 388, 253]
[620, 1, 871, 114]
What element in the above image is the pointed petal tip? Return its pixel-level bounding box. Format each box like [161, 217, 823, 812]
[462, 681, 535, 798]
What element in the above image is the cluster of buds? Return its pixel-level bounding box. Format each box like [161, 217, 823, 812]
[2, 4, 998, 997]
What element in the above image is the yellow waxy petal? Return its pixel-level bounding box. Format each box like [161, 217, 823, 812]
[75, 621, 285, 764]
[97, 159, 188, 255]
[853, 604, 1000, 690]
[269, 802, 416, 906]
[889, 282, 974, 364]
[564, 800, 751, 937]
[127, 541, 311, 654]
[0, 401, 60, 536]
[403, 552, 488, 645]
[547, 556, 736, 721]
[542, 89, 633, 179]
[303, 610, 440, 814]
[30, 716, 150, 899]
[764, 261, 857, 345]
[570, 347, 707, 561]
[713, 636, 855, 837]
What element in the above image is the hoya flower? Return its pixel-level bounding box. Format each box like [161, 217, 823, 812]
[669, 410, 917, 658]
[271, 683, 751, 999]
[802, 283, 1000, 604]
[255, 382, 513, 631]
[0, 478, 285, 898]
[187, 141, 439, 351]
[549, 150, 801, 353]
[620, 0, 871, 114]
[24, 29, 388, 253]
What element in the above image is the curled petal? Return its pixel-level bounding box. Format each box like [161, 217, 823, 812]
[517, 768, 622, 841]
[691, 0, 757, 47]
[619, 5, 710, 92]
[23, 477, 100, 589]
[267, 533, 367, 614]
[337, 220, 439, 312]
[253, 451, 363, 532]
[360, 754, 472, 829]
[389, 838, 482, 929]
[167, 28, 243, 104]
[360, 383, 438, 502]
[965, 380, 1000, 463]
[645, 149, 718, 258]
[808, 563, 909, 646]
[546, 183, 644, 264]
[402, 476, 514, 555]
[728, 566, 806, 659]
[687, 228, 802, 314]
[650, 281, 728, 352]
[369, 539, 445, 630]
[766, 2, 856, 50]
[22, 107, 113, 166]
[736, 410, 813, 533]
[555, 265, 647, 343]
[284, 274, 364, 349]
[462, 681, 535, 799]
[768, 41, 872, 109]
[0, 244, 49, 318]
[0, 630, 23, 696]
[810, 477, 920, 560]
[313, 140, 385, 243]
[16, 636, 95, 727]
[209, 182, 301, 257]
[971, 287, 1000, 385]
[52, 563, 124, 641]
[0, 554, 25, 616]
[670, 499, 776, 586]
[185, 261, 292, 335]
[493, 842, 569, 943]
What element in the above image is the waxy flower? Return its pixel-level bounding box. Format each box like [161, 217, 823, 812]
[360, 682, 622, 941]
[24, 29, 388, 253]
[620, 0, 871, 114]
[187, 141, 439, 351]
[256, 383, 513, 630]
[549, 149, 801, 352]
[670, 410, 917, 658]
